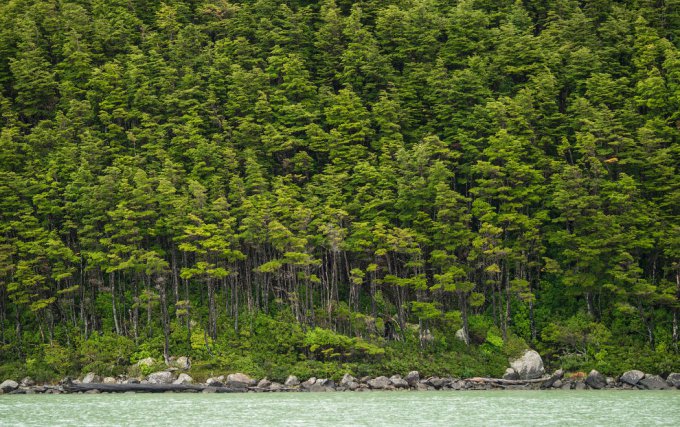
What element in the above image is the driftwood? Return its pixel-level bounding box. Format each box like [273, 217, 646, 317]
[61, 379, 297, 394]
[465, 376, 550, 385]
[63, 380, 241, 393]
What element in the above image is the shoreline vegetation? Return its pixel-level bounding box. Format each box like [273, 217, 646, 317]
[1, 1, 680, 384]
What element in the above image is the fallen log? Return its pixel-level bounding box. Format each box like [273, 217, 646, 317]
[466, 376, 550, 385]
[62, 380, 243, 393]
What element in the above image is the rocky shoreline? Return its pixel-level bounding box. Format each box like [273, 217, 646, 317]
[1, 369, 679, 395]
[2, 350, 678, 395]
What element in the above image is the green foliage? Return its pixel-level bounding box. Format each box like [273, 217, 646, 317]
[0, 0, 678, 382]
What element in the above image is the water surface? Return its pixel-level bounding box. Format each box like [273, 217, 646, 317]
[1, 390, 678, 426]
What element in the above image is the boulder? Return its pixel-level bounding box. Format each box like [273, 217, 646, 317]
[102, 377, 117, 384]
[206, 376, 224, 387]
[0, 380, 19, 393]
[171, 356, 191, 370]
[666, 373, 680, 388]
[367, 376, 392, 389]
[340, 374, 356, 387]
[426, 377, 450, 389]
[638, 375, 669, 390]
[552, 379, 563, 389]
[574, 381, 586, 390]
[226, 373, 256, 388]
[404, 371, 420, 387]
[135, 357, 155, 367]
[20, 377, 35, 387]
[318, 378, 336, 390]
[585, 370, 607, 389]
[269, 382, 285, 391]
[82, 372, 100, 384]
[301, 377, 316, 389]
[257, 378, 272, 389]
[285, 375, 300, 387]
[173, 373, 194, 385]
[542, 369, 564, 389]
[147, 371, 174, 385]
[455, 328, 469, 345]
[509, 350, 545, 380]
[390, 375, 409, 389]
[346, 381, 359, 391]
[503, 368, 520, 381]
[620, 370, 645, 386]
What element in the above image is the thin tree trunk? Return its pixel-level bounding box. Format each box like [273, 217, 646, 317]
[110, 271, 120, 335]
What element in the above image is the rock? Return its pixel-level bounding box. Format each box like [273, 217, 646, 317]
[359, 376, 372, 384]
[0, 380, 19, 393]
[346, 381, 359, 391]
[542, 369, 564, 389]
[202, 387, 217, 393]
[404, 371, 420, 387]
[638, 375, 669, 390]
[301, 377, 316, 389]
[172, 356, 191, 370]
[620, 370, 645, 386]
[285, 375, 300, 387]
[606, 377, 616, 387]
[455, 328, 469, 345]
[666, 373, 680, 388]
[102, 377, 117, 384]
[226, 373, 256, 388]
[147, 371, 174, 385]
[269, 382, 285, 391]
[390, 375, 409, 389]
[20, 377, 35, 387]
[367, 376, 392, 389]
[552, 379, 563, 389]
[340, 374, 356, 387]
[206, 376, 224, 387]
[426, 377, 450, 389]
[85, 389, 100, 394]
[318, 378, 336, 389]
[509, 350, 545, 380]
[503, 368, 520, 381]
[135, 357, 155, 367]
[257, 378, 272, 389]
[82, 372, 100, 384]
[585, 370, 607, 389]
[574, 381, 586, 390]
[173, 373, 193, 385]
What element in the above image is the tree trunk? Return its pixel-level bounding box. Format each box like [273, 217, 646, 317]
[110, 271, 120, 335]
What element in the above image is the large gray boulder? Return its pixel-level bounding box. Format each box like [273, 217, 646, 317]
[390, 375, 409, 389]
[0, 380, 19, 393]
[20, 377, 35, 387]
[666, 373, 680, 388]
[638, 375, 669, 390]
[367, 376, 392, 389]
[147, 371, 174, 384]
[226, 373, 256, 388]
[171, 356, 191, 370]
[173, 373, 194, 385]
[509, 350, 545, 380]
[102, 377, 117, 384]
[585, 370, 607, 389]
[284, 375, 300, 387]
[404, 371, 420, 387]
[620, 370, 645, 386]
[340, 374, 356, 387]
[426, 377, 451, 389]
[82, 372, 100, 384]
[257, 378, 272, 389]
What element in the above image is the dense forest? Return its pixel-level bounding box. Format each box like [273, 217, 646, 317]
[0, 0, 679, 382]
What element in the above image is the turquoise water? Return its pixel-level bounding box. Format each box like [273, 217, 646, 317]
[1, 390, 679, 426]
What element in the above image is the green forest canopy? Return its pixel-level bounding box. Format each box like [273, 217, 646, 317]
[0, 0, 678, 380]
